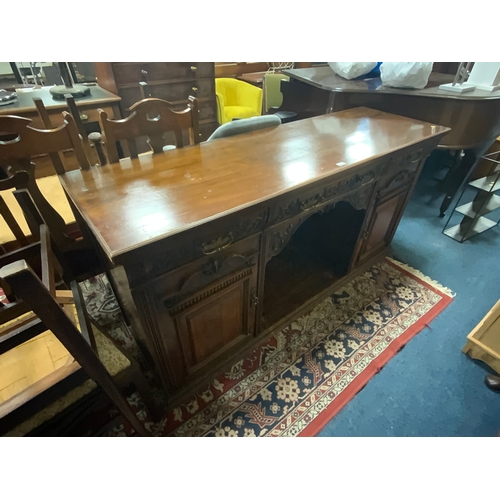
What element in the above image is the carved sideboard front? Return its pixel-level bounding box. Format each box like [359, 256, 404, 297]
[124, 142, 435, 402]
[58, 107, 450, 405]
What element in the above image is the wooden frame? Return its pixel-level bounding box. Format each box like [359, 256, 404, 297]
[463, 299, 500, 374]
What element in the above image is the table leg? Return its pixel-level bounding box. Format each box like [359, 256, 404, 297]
[439, 141, 495, 217]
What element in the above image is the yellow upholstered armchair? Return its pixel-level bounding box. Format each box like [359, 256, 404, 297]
[215, 78, 263, 124]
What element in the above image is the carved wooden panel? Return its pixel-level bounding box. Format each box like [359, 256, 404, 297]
[358, 191, 407, 263]
[171, 266, 258, 374]
[377, 148, 423, 199]
[266, 181, 374, 262]
[269, 165, 382, 226]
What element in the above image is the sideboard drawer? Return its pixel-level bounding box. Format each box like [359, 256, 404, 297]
[112, 62, 213, 86]
[112, 62, 199, 85]
[154, 233, 261, 304]
[377, 149, 423, 200]
[119, 80, 215, 110]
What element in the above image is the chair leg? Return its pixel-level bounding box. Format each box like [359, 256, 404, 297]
[1, 262, 151, 437]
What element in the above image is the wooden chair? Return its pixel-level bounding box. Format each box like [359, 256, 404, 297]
[34, 95, 108, 168]
[98, 96, 201, 163]
[0, 114, 102, 282]
[0, 224, 157, 436]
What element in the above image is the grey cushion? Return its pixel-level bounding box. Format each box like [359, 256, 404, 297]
[207, 115, 281, 142]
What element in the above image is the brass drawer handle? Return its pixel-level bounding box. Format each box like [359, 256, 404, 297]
[190, 66, 197, 72]
[201, 233, 233, 255]
[192, 86, 198, 93]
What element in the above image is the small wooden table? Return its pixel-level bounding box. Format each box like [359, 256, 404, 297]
[60, 107, 449, 405]
[0, 85, 121, 178]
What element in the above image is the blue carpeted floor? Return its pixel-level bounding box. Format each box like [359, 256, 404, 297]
[318, 155, 500, 437]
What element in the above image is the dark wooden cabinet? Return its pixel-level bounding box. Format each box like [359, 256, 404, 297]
[354, 149, 425, 266]
[125, 144, 431, 401]
[59, 108, 449, 406]
[172, 265, 258, 375]
[94, 62, 218, 142]
[359, 192, 407, 261]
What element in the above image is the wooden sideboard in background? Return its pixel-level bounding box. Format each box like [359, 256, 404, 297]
[94, 63, 218, 141]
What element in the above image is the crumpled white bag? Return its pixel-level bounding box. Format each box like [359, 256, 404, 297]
[380, 62, 433, 89]
[328, 62, 378, 80]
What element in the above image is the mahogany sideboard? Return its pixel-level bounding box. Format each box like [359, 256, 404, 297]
[59, 107, 450, 405]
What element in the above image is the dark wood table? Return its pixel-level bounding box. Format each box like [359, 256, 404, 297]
[281, 67, 500, 216]
[0, 85, 121, 123]
[60, 107, 449, 405]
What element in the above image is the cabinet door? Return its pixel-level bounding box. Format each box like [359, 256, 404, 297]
[357, 191, 407, 263]
[171, 266, 258, 375]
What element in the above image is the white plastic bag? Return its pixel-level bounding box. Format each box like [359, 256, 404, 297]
[328, 62, 377, 80]
[380, 62, 433, 89]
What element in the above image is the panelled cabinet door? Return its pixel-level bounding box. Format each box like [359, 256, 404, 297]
[357, 191, 407, 263]
[170, 266, 258, 375]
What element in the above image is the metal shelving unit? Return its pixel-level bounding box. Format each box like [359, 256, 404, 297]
[443, 151, 500, 242]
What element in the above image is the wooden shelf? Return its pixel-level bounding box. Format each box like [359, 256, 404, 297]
[444, 216, 498, 241]
[463, 298, 500, 375]
[455, 193, 500, 217]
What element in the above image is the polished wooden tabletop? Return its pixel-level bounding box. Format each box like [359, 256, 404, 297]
[59, 107, 450, 259]
[283, 67, 500, 100]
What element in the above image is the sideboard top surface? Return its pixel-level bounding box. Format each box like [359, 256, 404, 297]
[60, 107, 450, 259]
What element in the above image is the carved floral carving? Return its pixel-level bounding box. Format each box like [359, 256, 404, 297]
[166, 268, 254, 315]
[271, 168, 380, 225]
[267, 182, 373, 260]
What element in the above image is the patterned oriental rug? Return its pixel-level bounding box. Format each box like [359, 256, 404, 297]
[81, 257, 453, 437]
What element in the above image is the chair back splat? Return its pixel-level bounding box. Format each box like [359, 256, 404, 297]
[98, 96, 200, 163]
[0, 114, 104, 282]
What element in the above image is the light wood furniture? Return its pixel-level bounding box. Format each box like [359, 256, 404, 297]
[0, 225, 151, 436]
[98, 97, 200, 163]
[59, 107, 450, 406]
[279, 67, 500, 217]
[463, 299, 500, 374]
[94, 63, 218, 142]
[0, 85, 121, 178]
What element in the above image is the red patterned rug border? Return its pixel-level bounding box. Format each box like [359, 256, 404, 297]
[297, 259, 453, 437]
